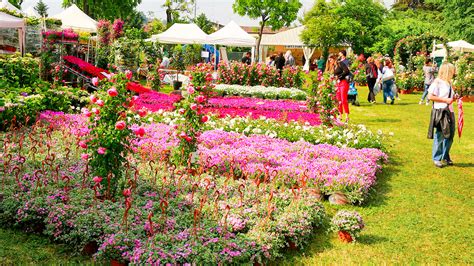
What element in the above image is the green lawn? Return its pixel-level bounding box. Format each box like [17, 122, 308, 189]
[1, 89, 473, 264]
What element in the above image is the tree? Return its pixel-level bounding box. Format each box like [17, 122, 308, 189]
[8, 0, 22, 9]
[194, 13, 214, 34]
[162, 0, 195, 26]
[62, 0, 142, 21]
[34, 0, 49, 17]
[233, 0, 302, 59]
[427, 0, 474, 43]
[302, 0, 385, 55]
[144, 19, 166, 35]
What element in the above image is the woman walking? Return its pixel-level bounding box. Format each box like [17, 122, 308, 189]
[420, 59, 438, 105]
[427, 63, 457, 168]
[382, 59, 395, 104]
[365, 57, 378, 103]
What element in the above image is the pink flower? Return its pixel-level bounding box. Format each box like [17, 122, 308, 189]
[98, 147, 106, 154]
[178, 108, 185, 115]
[115, 121, 126, 130]
[92, 108, 100, 115]
[125, 70, 133, 80]
[97, 99, 104, 107]
[90, 95, 97, 103]
[201, 115, 209, 123]
[187, 86, 195, 94]
[135, 127, 145, 137]
[179, 132, 187, 139]
[123, 188, 131, 197]
[81, 108, 91, 117]
[93, 176, 102, 183]
[107, 87, 118, 97]
[91, 77, 99, 86]
[190, 103, 198, 111]
[81, 153, 89, 160]
[78, 141, 87, 149]
[195, 95, 205, 103]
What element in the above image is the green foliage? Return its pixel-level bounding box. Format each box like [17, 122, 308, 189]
[170, 45, 186, 73]
[302, 0, 385, 54]
[183, 44, 202, 67]
[453, 54, 474, 96]
[62, 0, 142, 21]
[163, 0, 195, 26]
[0, 54, 39, 88]
[144, 19, 165, 35]
[194, 13, 214, 34]
[7, 0, 22, 9]
[34, 0, 49, 17]
[307, 71, 339, 126]
[427, 0, 474, 43]
[233, 0, 301, 56]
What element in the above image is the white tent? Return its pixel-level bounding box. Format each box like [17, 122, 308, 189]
[435, 40, 474, 53]
[51, 4, 97, 33]
[24, 6, 39, 18]
[260, 26, 315, 71]
[0, 0, 23, 15]
[209, 21, 255, 47]
[0, 11, 25, 54]
[147, 23, 209, 44]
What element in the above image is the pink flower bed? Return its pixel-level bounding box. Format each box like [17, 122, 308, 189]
[38, 112, 385, 203]
[207, 96, 308, 112]
[134, 91, 181, 112]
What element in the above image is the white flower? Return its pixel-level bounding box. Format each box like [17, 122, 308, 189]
[389, 132, 394, 136]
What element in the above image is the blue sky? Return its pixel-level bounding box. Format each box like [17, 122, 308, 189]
[21, 0, 395, 26]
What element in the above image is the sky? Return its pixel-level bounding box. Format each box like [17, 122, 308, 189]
[20, 0, 395, 26]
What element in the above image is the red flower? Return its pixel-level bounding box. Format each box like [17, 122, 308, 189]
[93, 176, 102, 183]
[108, 87, 118, 97]
[78, 141, 87, 149]
[115, 121, 126, 130]
[135, 127, 145, 137]
[123, 188, 131, 197]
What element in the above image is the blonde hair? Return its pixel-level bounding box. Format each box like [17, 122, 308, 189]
[437, 62, 456, 83]
[325, 54, 337, 73]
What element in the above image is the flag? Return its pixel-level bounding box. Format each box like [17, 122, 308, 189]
[457, 98, 464, 138]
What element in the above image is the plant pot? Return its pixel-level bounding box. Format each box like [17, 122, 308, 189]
[328, 192, 349, 205]
[462, 95, 474, 102]
[338, 230, 353, 243]
[173, 80, 183, 90]
[110, 259, 127, 266]
[400, 89, 413, 94]
[82, 241, 98, 256]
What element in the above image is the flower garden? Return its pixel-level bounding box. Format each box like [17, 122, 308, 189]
[1, 4, 473, 263]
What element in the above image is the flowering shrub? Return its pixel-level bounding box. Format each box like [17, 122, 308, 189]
[217, 62, 304, 88]
[41, 29, 79, 43]
[213, 84, 307, 100]
[146, 64, 164, 91]
[82, 73, 144, 199]
[307, 71, 339, 126]
[331, 210, 365, 240]
[453, 54, 474, 96]
[0, 54, 40, 88]
[97, 20, 112, 45]
[112, 19, 124, 40]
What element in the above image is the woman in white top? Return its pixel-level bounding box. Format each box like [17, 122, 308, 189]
[427, 62, 457, 168]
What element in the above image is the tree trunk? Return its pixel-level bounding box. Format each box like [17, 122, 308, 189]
[256, 17, 267, 63]
[166, 8, 172, 26]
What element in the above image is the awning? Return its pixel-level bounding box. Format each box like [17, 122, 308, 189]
[209, 21, 255, 47]
[147, 23, 209, 44]
[0, 11, 25, 55]
[51, 4, 98, 33]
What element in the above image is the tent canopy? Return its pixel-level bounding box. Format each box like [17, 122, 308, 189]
[25, 6, 39, 18]
[0, 11, 24, 28]
[0, 0, 23, 15]
[51, 4, 97, 33]
[435, 40, 474, 53]
[209, 20, 255, 47]
[147, 23, 209, 44]
[260, 26, 305, 47]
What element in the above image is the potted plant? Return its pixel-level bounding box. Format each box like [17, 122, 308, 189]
[171, 45, 186, 91]
[331, 210, 364, 243]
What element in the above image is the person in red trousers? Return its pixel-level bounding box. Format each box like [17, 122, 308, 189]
[332, 53, 351, 122]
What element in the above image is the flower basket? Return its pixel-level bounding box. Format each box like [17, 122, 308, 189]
[338, 230, 353, 243]
[82, 241, 99, 255]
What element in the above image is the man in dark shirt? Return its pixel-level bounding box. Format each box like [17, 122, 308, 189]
[274, 52, 286, 75]
[241, 52, 251, 65]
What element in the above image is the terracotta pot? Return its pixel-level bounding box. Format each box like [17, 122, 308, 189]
[287, 240, 298, 250]
[328, 192, 349, 205]
[110, 259, 127, 266]
[338, 230, 353, 243]
[462, 95, 474, 103]
[82, 241, 98, 256]
[400, 89, 413, 94]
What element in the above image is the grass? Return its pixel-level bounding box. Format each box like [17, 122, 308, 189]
[0, 89, 473, 264]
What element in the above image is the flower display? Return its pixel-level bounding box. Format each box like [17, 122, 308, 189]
[331, 210, 365, 241]
[213, 84, 307, 100]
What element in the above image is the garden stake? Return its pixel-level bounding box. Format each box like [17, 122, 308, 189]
[160, 200, 168, 232]
[193, 209, 200, 236]
[122, 194, 132, 233]
[81, 162, 89, 189]
[62, 175, 71, 202]
[106, 173, 112, 200]
[147, 212, 155, 238]
[238, 184, 245, 207]
[213, 190, 220, 220]
[223, 205, 230, 235]
[34, 169, 44, 190]
[54, 165, 60, 183]
[10, 166, 21, 189]
[65, 147, 71, 160]
[191, 183, 199, 203]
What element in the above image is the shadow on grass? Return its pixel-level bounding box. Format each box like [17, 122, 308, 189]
[454, 163, 474, 168]
[357, 234, 389, 245]
[369, 118, 402, 123]
[362, 152, 402, 208]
